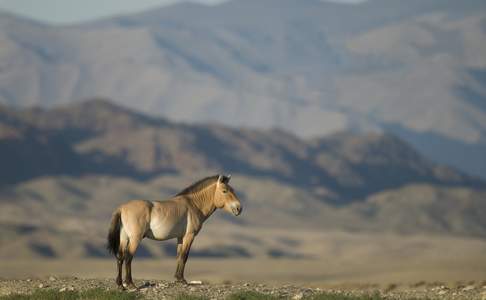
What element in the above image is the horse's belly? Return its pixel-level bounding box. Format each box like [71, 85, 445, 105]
[147, 218, 186, 241]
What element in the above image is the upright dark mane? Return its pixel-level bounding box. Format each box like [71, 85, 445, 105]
[176, 175, 220, 196]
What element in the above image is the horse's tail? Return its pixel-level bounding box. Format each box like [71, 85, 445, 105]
[107, 208, 122, 258]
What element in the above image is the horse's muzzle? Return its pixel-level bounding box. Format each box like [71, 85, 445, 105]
[231, 204, 242, 216]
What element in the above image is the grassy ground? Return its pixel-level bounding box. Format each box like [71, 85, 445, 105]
[0, 288, 137, 300]
[0, 289, 419, 300]
[223, 291, 388, 300]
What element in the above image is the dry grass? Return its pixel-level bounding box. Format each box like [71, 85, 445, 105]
[0, 290, 428, 300]
[0, 289, 138, 300]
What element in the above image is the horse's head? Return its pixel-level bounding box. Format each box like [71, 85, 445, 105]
[214, 175, 242, 216]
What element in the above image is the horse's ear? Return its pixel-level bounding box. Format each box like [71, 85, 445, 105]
[226, 174, 231, 182]
[217, 175, 224, 183]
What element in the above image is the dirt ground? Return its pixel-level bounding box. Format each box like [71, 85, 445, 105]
[1, 257, 486, 285]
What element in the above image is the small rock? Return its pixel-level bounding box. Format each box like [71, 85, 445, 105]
[59, 287, 67, 292]
[292, 292, 304, 300]
[189, 280, 202, 285]
[26, 279, 31, 282]
[243, 283, 250, 287]
[463, 285, 475, 292]
[438, 290, 447, 295]
[49, 276, 56, 281]
[38, 283, 44, 288]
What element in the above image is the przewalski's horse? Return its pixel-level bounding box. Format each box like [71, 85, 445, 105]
[107, 175, 242, 289]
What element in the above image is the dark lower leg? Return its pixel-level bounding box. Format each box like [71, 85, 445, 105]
[175, 238, 185, 282]
[124, 255, 137, 289]
[175, 250, 191, 283]
[175, 259, 187, 283]
[174, 235, 193, 283]
[116, 258, 123, 287]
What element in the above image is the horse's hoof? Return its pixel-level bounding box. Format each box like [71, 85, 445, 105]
[175, 279, 188, 285]
[117, 281, 125, 290]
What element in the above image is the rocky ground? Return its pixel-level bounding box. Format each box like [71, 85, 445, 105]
[0, 277, 486, 299]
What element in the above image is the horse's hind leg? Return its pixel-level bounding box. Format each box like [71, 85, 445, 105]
[116, 257, 124, 289]
[124, 235, 142, 290]
[116, 228, 129, 289]
[120, 201, 151, 290]
[124, 253, 135, 289]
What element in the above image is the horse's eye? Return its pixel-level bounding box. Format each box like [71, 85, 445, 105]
[222, 190, 228, 194]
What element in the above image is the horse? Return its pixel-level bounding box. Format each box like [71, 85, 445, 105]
[106, 174, 242, 289]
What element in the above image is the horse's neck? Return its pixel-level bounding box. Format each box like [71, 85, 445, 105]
[188, 184, 217, 220]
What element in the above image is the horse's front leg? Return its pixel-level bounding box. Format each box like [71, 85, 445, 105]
[174, 233, 194, 283]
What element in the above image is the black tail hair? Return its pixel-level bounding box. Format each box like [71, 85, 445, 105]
[107, 209, 121, 257]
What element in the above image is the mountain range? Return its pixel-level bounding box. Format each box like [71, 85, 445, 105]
[0, 0, 485, 179]
[0, 99, 482, 201]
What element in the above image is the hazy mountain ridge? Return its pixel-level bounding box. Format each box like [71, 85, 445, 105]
[0, 99, 481, 200]
[0, 0, 485, 179]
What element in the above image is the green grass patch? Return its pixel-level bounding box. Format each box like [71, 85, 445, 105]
[227, 291, 426, 300]
[0, 288, 138, 300]
[307, 293, 384, 300]
[227, 291, 280, 300]
[174, 294, 209, 300]
[306, 292, 428, 300]
[0, 289, 430, 300]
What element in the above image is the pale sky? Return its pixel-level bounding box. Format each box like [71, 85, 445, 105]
[0, 0, 364, 25]
[0, 0, 226, 24]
